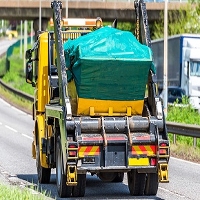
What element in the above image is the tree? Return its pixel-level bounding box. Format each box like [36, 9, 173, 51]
[152, 0, 200, 39]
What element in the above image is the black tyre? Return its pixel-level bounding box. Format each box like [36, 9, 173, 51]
[112, 172, 124, 182]
[127, 170, 146, 196]
[72, 174, 86, 197]
[56, 136, 72, 198]
[144, 173, 159, 195]
[36, 143, 51, 184]
[98, 172, 116, 182]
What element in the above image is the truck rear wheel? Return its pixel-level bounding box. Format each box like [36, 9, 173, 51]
[72, 174, 86, 197]
[98, 172, 116, 182]
[112, 172, 124, 182]
[127, 169, 146, 196]
[36, 144, 51, 183]
[56, 136, 72, 197]
[144, 173, 159, 195]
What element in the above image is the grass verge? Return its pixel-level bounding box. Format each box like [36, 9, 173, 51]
[170, 142, 200, 164]
[167, 102, 200, 163]
[0, 184, 48, 200]
[0, 84, 32, 115]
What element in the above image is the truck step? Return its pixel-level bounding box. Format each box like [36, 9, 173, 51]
[66, 165, 77, 186]
[158, 163, 169, 183]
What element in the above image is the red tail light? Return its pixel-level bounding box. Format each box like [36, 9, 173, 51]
[159, 143, 167, 155]
[68, 145, 77, 157]
[150, 158, 157, 166]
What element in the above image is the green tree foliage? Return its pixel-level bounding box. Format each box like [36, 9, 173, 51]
[152, 0, 200, 39]
[103, 21, 135, 33]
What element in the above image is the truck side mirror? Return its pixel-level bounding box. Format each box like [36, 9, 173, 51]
[25, 49, 32, 60]
[26, 60, 35, 87]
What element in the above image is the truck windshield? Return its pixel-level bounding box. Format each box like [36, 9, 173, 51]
[190, 61, 200, 77]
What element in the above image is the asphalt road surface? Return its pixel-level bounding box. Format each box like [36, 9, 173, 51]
[0, 98, 200, 199]
[0, 38, 17, 57]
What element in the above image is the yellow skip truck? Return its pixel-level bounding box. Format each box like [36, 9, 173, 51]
[25, 0, 169, 198]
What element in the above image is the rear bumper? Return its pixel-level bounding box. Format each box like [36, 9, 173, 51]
[77, 165, 157, 173]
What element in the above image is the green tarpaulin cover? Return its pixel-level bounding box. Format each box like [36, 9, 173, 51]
[63, 26, 155, 101]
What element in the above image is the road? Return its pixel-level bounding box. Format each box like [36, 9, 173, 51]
[0, 38, 17, 57]
[0, 97, 200, 200]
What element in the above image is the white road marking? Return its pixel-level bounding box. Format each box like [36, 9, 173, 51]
[0, 98, 32, 117]
[171, 156, 200, 166]
[159, 186, 186, 198]
[11, 106, 27, 115]
[1, 121, 32, 140]
[22, 134, 32, 140]
[0, 98, 10, 106]
[5, 125, 18, 133]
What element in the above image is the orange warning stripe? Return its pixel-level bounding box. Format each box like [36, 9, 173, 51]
[78, 146, 100, 157]
[131, 145, 156, 156]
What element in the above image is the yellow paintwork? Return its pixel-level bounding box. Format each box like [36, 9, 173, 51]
[36, 115, 49, 168]
[78, 146, 100, 158]
[158, 163, 169, 183]
[33, 32, 51, 168]
[68, 80, 78, 115]
[37, 32, 50, 112]
[67, 166, 77, 186]
[77, 98, 144, 116]
[67, 79, 144, 116]
[128, 158, 149, 166]
[6, 30, 18, 39]
[34, 110, 53, 168]
[132, 145, 156, 156]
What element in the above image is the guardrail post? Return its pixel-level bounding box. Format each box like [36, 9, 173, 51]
[173, 134, 176, 144]
[193, 137, 197, 148]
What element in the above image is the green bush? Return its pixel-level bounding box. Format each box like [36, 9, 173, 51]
[0, 58, 6, 77]
[167, 100, 200, 149]
[2, 46, 34, 95]
[167, 104, 200, 125]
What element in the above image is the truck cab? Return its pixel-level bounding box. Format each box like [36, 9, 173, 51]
[183, 39, 200, 110]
